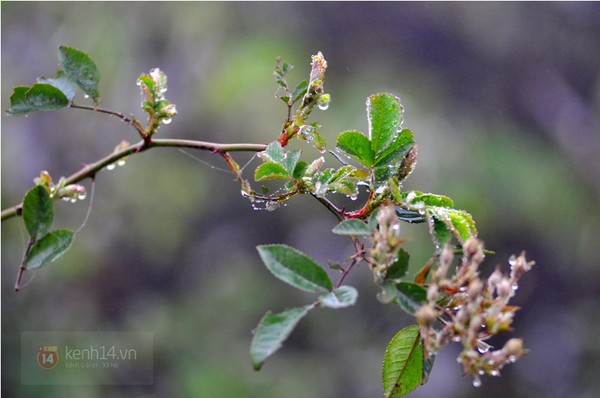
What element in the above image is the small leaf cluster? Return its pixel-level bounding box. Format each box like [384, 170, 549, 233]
[19, 184, 75, 276]
[251, 244, 357, 370]
[7, 46, 100, 115]
[137, 68, 177, 136]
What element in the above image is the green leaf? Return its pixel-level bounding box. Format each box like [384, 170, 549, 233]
[318, 286, 358, 309]
[291, 80, 308, 104]
[396, 207, 425, 224]
[385, 249, 410, 280]
[257, 244, 333, 293]
[7, 84, 69, 115]
[25, 229, 75, 270]
[373, 129, 414, 182]
[368, 93, 403, 157]
[332, 219, 372, 236]
[292, 160, 308, 180]
[254, 162, 290, 181]
[382, 325, 424, 398]
[405, 191, 454, 208]
[394, 283, 427, 315]
[336, 130, 374, 167]
[58, 45, 100, 103]
[261, 142, 300, 176]
[37, 70, 78, 101]
[429, 216, 452, 247]
[22, 185, 54, 240]
[427, 207, 477, 242]
[251, 305, 312, 370]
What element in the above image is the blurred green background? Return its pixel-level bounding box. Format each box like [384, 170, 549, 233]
[2, 2, 599, 397]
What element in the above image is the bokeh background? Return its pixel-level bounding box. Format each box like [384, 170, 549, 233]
[2, 2, 599, 397]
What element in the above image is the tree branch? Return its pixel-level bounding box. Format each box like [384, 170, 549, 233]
[1, 138, 267, 221]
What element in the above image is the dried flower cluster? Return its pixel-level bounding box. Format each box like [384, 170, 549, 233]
[417, 237, 534, 387]
[369, 204, 406, 282]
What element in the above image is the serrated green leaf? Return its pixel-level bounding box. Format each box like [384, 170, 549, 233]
[37, 70, 78, 101]
[58, 45, 100, 103]
[22, 185, 54, 240]
[25, 229, 75, 270]
[427, 207, 477, 242]
[251, 305, 312, 370]
[429, 215, 452, 247]
[318, 286, 358, 309]
[374, 128, 414, 167]
[405, 191, 454, 208]
[7, 84, 69, 115]
[368, 93, 403, 157]
[332, 219, 372, 236]
[394, 283, 427, 315]
[382, 324, 423, 398]
[385, 249, 410, 280]
[261, 142, 300, 176]
[336, 130, 374, 167]
[292, 160, 308, 180]
[254, 162, 290, 181]
[257, 244, 333, 293]
[291, 80, 308, 104]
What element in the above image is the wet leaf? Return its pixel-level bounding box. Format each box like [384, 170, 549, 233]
[374, 128, 414, 167]
[291, 80, 308, 103]
[257, 244, 333, 293]
[25, 229, 75, 269]
[382, 324, 424, 398]
[368, 93, 403, 158]
[254, 162, 290, 181]
[319, 286, 358, 309]
[385, 249, 410, 280]
[394, 282, 427, 315]
[7, 84, 69, 115]
[22, 185, 54, 240]
[251, 305, 313, 370]
[58, 45, 100, 103]
[332, 219, 372, 236]
[336, 130, 374, 167]
[37, 70, 78, 101]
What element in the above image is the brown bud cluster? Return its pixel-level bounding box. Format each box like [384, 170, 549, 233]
[417, 237, 534, 387]
[369, 205, 406, 282]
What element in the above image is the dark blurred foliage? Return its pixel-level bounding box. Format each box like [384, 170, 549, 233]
[2, 2, 599, 398]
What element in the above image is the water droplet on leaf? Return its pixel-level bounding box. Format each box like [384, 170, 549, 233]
[473, 378, 482, 388]
[117, 159, 126, 167]
[318, 101, 329, 111]
[107, 163, 116, 171]
[161, 118, 172, 125]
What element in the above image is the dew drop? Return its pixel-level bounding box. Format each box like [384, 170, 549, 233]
[452, 336, 462, 343]
[508, 355, 517, 363]
[62, 197, 71, 202]
[473, 378, 482, 388]
[456, 357, 463, 363]
[136, 80, 142, 86]
[318, 147, 326, 154]
[84, 94, 90, 99]
[477, 341, 492, 354]
[117, 159, 127, 167]
[349, 194, 358, 201]
[107, 163, 116, 171]
[490, 370, 500, 377]
[77, 192, 87, 201]
[161, 118, 172, 125]
[70, 197, 77, 203]
[318, 101, 329, 111]
[266, 201, 280, 212]
[512, 283, 519, 291]
[478, 370, 485, 376]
